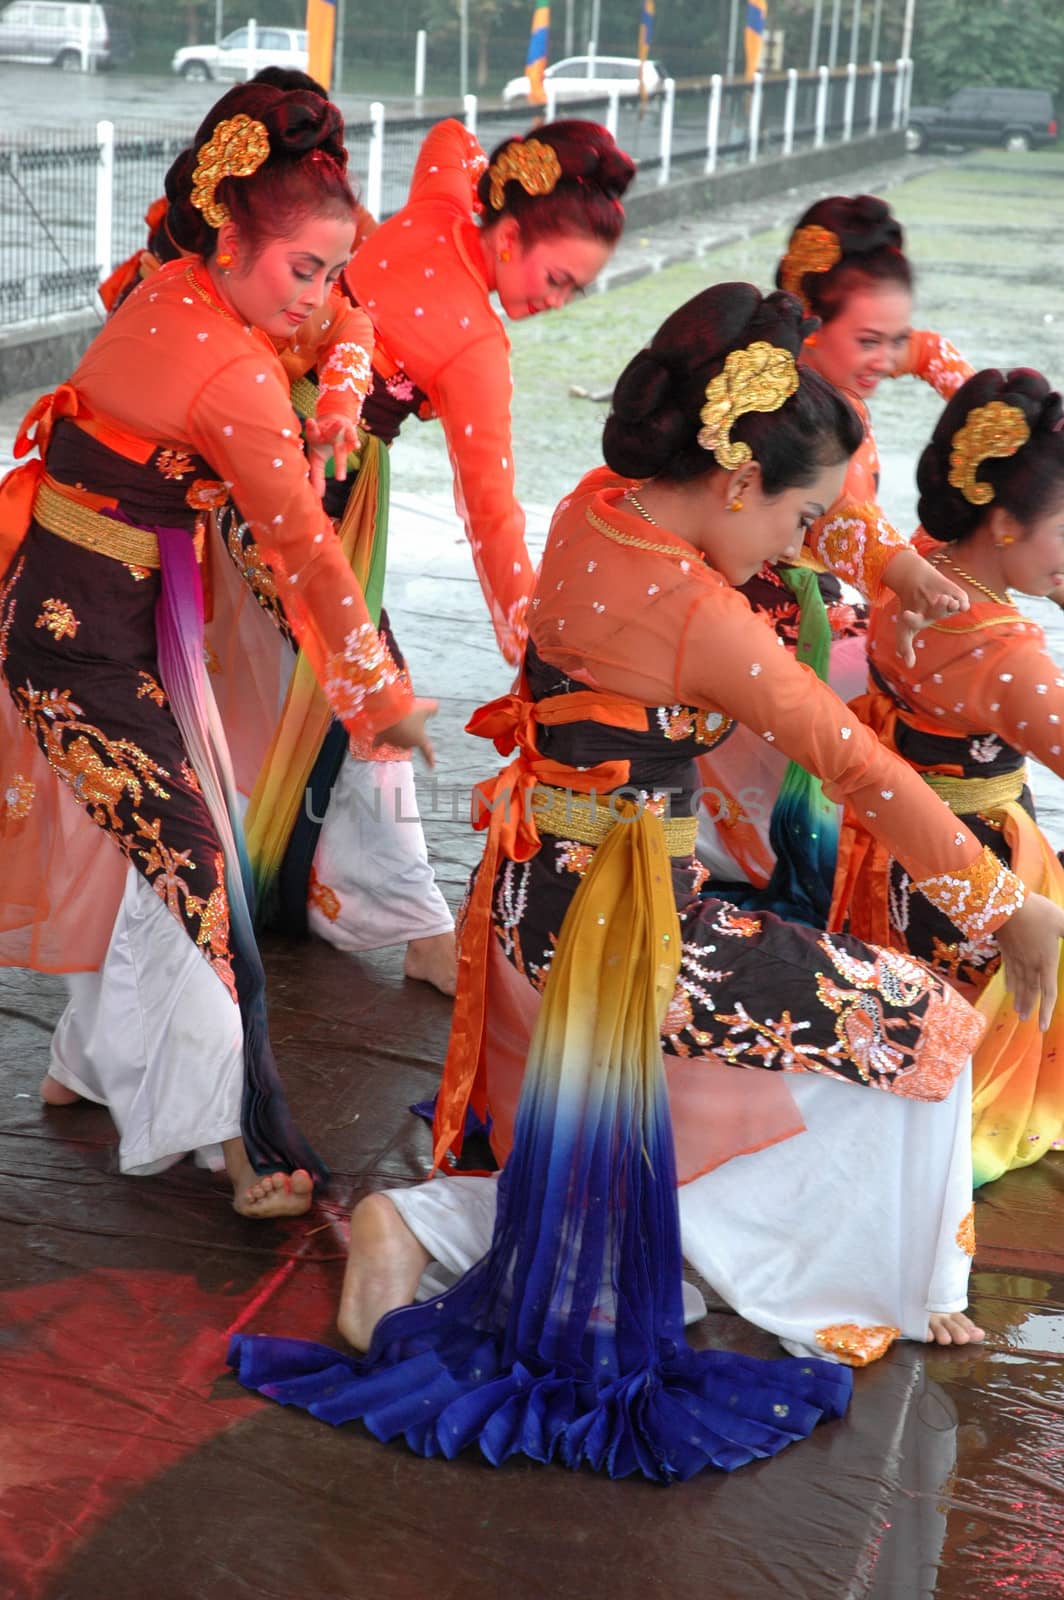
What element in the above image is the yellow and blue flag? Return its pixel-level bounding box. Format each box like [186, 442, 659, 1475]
[525, 4, 550, 105]
[306, 0, 336, 93]
[745, 0, 766, 79]
[638, 0, 655, 103]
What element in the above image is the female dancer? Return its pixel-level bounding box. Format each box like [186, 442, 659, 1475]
[0, 85, 432, 1214]
[230, 288, 1064, 1479]
[832, 367, 1064, 1185]
[261, 117, 638, 991]
[699, 196, 974, 916]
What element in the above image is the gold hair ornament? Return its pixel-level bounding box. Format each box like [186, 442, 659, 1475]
[947, 400, 1030, 506]
[190, 114, 271, 230]
[697, 341, 800, 468]
[779, 224, 842, 308]
[488, 138, 563, 211]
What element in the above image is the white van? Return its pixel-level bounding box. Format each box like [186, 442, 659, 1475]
[0, 0, 119, 69]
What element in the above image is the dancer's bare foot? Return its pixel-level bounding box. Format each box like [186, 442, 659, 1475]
[40, 1073, 82, 1106]
[926, 1311, 986, 1346]
[403, 930, 457, 997]
[223, 1137, 314, 1219]
[337, 1191, 430, 1351]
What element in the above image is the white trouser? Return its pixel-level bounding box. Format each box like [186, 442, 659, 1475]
[48, 864, 243, 1175]
[386, 1065, 974, 1359]
[307, 754, 454, 952]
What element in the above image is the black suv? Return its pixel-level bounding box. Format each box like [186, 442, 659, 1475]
[907, 85, 1058, 153]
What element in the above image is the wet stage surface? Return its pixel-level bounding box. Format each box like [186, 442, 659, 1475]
[2, 488, 1064, 1600]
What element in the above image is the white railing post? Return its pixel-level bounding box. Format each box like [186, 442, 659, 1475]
[892, 57, 904, 128]
[606, 87, 619, 139]
[782, 65, 797, 155]
[869, 59, 882, 131]
[95, 118, 114, 282]
[246, 16, 257, 80]
[545, 81, 558, 121]
[748, 71, 763, 164]
[657, 76, 675, 186]
[815, 63, 829, 146]
[843, 59, 856, 140]
[705, 74, 722, 174]
[367, 101, 384, 221]
[463, 92, 477, 134]
[414, 29, 426, 108]
[79, 4, 90, 70]
[902, 55, 913, 124]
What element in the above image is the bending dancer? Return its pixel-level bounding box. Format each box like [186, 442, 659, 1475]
[832, 367, 1064, 1185]
[0, 86, 432, 1215]
[260, 117, 637, 994]
[699, 196, 975, 917]
[231, 288, 1064, 1479]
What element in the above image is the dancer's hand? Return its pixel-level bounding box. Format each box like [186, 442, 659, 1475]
[884, 549, 968, 667]
[375, 699, 438, 768]
[305, 416, 361, 497]
[995, 891, 1064, 1031]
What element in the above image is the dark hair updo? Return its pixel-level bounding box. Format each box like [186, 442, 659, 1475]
[776, 194, 912, 325]
[603, 283, 864, 491]
[916, 368, 1064, 542]
[476, 120, 636, 247]
[164, 81, 356, 258]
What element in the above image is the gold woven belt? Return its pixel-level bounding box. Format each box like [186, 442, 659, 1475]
[531, 783, 698, 857]
[33, 477, 203, 569]
[922, 765, 1027, 815]
[289, 375, 319, 419]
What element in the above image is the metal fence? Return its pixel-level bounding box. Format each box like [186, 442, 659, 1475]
[0, 61, 911, 331]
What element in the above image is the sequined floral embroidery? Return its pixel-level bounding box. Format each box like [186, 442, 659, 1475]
[918, 845, 1026, 940]
[321, 623, 403, 725]
[319, 341, 373, 402]
[156, 448, 194, 480]
[807, 500, 907, 601]
[185, 478, 229, 511]
[13, 684, 170, 828]
[815, 1323, 900, 1367]
[308, 866, 341, 922]
[1, 772, 35, 825]
[555, 839, 595, 878]
[657, 705, 732, 747]
[136, 671, 167, 708]
[35, 598, 78, 641]
[956, 1206, 976, 1258]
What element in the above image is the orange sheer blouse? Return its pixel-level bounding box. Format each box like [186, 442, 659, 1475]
[45, 257, 413, 744]
[532, 468, 1025, 943]
[346, 119, 535, 665]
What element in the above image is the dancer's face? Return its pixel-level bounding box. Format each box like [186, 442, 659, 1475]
[805, 282, 913, 399]
[702, 457, 848, 586]
[999, 491, 1064, 596]
[489, 221, 614, 319]
[219, 211, 355, 343]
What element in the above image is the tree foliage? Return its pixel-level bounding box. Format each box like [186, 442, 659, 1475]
[912, 0, 1064, 102]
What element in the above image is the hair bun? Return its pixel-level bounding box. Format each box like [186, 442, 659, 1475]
[538, 120, 636, 199]
[262, 89, 346, 166]
[610, 348, 674, 423]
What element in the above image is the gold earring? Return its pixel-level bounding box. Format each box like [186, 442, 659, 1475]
[999, 534, 1015, 547]
[499, 247, 512, 263]
[217, 250, 234, 270]
[728, 496, 743, 513]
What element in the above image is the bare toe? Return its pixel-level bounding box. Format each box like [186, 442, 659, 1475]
[233, 1168, 314, 1219]
[40, 1074, 82, 1107]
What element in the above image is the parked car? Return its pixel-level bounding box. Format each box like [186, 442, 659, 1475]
[501, 54, 665, 104]
[171, 25, 308, 82]
[0, 0, 125, 70]
[906, 85, 1058, 153]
